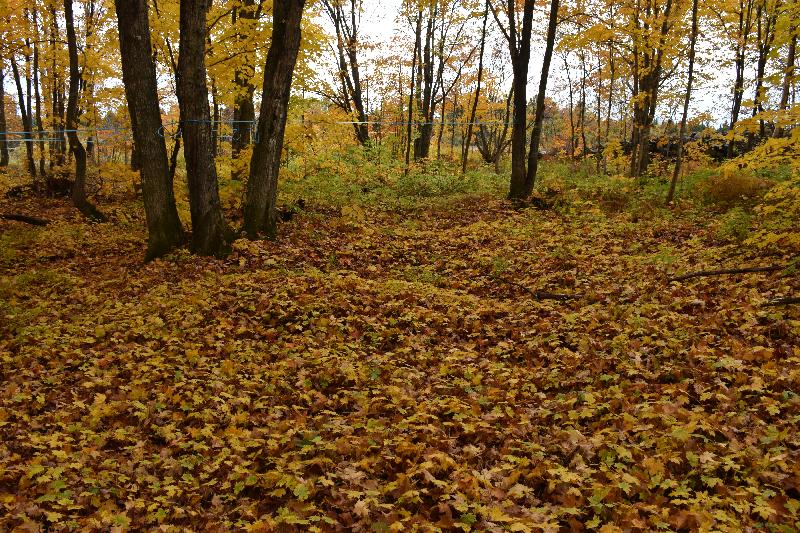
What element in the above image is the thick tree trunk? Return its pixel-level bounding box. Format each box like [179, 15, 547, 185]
[177, 0, 232, 256]
[64, 0, 103, 219]
[505, 0, 535, 201]
[630, 0, 674, 178]
[243, 0, 305, 238]
[524, 0, 559, 193]
[115, 0, 184, 260]
[0, 62, 9, 167]
[666, 0, 698, 205]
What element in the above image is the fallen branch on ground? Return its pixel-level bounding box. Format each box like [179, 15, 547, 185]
[669, 265, 787, 282]
[0, 213, 49, 226]
[488, 274, 582, 302]
[764, 296, 800, 307]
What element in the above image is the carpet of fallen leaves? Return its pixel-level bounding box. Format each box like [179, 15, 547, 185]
[1, 194, 799, 532]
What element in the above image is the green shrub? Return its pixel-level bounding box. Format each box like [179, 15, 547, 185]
[716, 207, 752, 243]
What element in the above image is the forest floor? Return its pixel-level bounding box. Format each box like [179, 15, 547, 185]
[1, 184, 799, 531]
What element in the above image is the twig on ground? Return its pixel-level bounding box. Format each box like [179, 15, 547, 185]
[669, 265, 786, 282]
[764, 296, 800, 307]
[488, 274, 582, 302]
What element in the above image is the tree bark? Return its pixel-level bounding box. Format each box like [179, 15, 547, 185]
[579, 51, 588, 160]
[50, 6, 67, 169]
[177, 0, 232, 255]
[461, 1, 489, 175]
[10, 57, 37, 177]
[115, 0, 185, 260]
[243, 0, 305, 238]
[64, 0, 104, 220]
[525, 0, 560, 193]
[232, 0, 258, 166]
[405, 10, 422, 173]
[492, 0, 534, 201]
[750, 0, 780, 144]
[630, 0, 674, 178]
[666, 0, 698, 205]
[0, 61, 9, 167]
[774, 31, 796, 138]
[564, 53, 576, 159]
[33, 8, 46, 177]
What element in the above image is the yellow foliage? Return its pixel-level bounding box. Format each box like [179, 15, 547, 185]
[745, 177, 800, 253]
[699, 171, 771, 207]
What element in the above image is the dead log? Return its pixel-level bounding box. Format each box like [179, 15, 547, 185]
[0, 213, 49, 226]
[669, 265, 785, 282]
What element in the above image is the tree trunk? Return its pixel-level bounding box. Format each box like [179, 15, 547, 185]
[564, 53, 576, 158]
[462, 1, 489, 175]
[405, 10, 422, 173]
[64, 0, 103, 219]
[243, 0, 305, 238]
[525, 0, 559, 193]
[579, 52, 588, 160]
[413, 12, 436, 160]
[232, 0, 257, 167]
[33, 10, 46, 177]
[450, 90, 458, 158]
[503, 0, 535, 201]
[11, 57, 37, 177]
[115, 0, 184, 260]
[666, 0, 698, 205]
[49, 7, 66, 169]
[177, 0, 231, 255]
[0, 62, 9, 167]
[322, 0, 370, 146]
[595, 57, 602, 173]
[436, 105, 446, 160]
[630, 0, 674, 178]
[773, 31, 796, 138]
[211, 79, 219, 159]
[751, 0, 779, 144]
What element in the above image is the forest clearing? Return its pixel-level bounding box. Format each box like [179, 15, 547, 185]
[1, 0, 800, 530]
